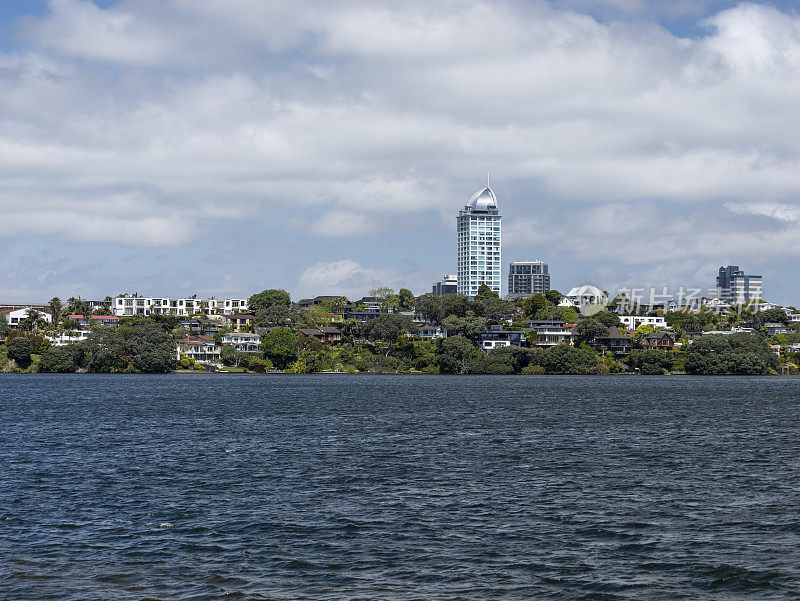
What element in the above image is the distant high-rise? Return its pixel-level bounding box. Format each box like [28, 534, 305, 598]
[508, 261, 550, 297]
[457, 186, 501, 296]
[716, 265, 763, 304]
[432, 274, 458, 296]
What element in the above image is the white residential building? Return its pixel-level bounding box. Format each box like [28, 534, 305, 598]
[560, 285, 608, 310]
[114, 296, 248, 317]
[619, 315, 667, 331]
[457, 186, 501, 296]
[176, 335, 221, 363]
[415, 324, 446, 339]
[221, 332, 261, 353]
[526, 320, 574, 346]
[48, 331, 91, 346]
[1, 307, 52, 328]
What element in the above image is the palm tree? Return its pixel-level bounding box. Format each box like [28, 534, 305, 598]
[19, 308, 46, 332]
[49, 297, 62, 328]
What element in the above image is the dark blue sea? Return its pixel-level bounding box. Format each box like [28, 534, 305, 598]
[1, 374, 799, 600]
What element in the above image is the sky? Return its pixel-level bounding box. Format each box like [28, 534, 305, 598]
[1, 0, 800, 304]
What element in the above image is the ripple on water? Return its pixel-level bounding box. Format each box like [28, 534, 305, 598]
[0, 373, 798, 601]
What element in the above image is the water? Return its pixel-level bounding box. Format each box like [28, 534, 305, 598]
[1, 374, 798, 600]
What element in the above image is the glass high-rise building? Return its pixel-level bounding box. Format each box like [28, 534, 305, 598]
[508, 261, 550, 297]
[457, 186, 501, 296]
[716, 265, 763, 304]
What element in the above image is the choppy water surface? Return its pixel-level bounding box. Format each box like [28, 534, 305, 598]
[1, 374, 799, 600]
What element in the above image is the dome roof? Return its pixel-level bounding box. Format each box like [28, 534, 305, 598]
[566, 285, 606, 300]
[467, 187, 497, 211]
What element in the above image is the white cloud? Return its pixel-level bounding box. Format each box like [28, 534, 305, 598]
[1, 1, 800, 300]
[309, 210, 378, 238]
[298, 258, 399, 297]
[725, 201, 800, 223]
[0, 211, 195, 246]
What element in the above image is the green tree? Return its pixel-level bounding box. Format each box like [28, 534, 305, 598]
[397, 288, 415, 312]
[476, 283, 498, 299]
[18, 309, 47, 332]
[80, 322, 175, 373]
[221, 345, 237, 366]
[758, 307, 789, 325]
[632, 324, 655, 344]
[545, 290, 563, 305]
[0, 313, 9, 338]
[39, 345, 82, 373]
[557, 306, 580, 324]
[626, 349, 673, 375]
[369, 287, 396, 311]
[414, 293, 443, 323]
[7, 337, 34, 369]
[685, 333, 778, 375]
[573, 319, 609, 344]
[364, 313, 416, 353]
[593, 311, 622, 328]
[476, 296, 514, 325]
[522, 294, 548, 319]
[248, 289, 291, 316]
[536, 344, 598, 374]
[487, 345, 536, 373]
[437, 336, 478, 374]
[441, 311, 486, 341]
[261, 328, 298, 369]
[49, 297, 63, 328]
[665, 311, 687, 330]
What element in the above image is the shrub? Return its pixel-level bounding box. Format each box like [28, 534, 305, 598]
[7, 337, 33, 369]
[685, 333, 778, 375]
[39, 345, 80, 373]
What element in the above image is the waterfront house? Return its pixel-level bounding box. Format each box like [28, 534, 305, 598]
[223, 313, 255, 332]
[179, 319, 221, 336]
[619, 315, 667, 331]
[114, 295, 248, 317]
[67, 314, 119, 327]
[221, 332, 261, 354]
[319, 327, 342, 344]
[416, 323, 445, 339]
[298, 327, 342, 344]
[1, 307, 52, 329]
[594, 327, 633, 355]
[48, 331, 91, 346]
[479, 326, 526, 350]
[176, 335, 220, 363]
[642, 331, 676, 351]
[525, 320, 574, 346]
[740, 322, 794, 337]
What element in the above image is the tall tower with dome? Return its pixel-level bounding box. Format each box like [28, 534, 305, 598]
[456, 184, 502, 297]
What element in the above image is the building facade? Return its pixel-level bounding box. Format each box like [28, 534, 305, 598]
[1, 307, 52, 328]
[114, 296, 248, 317]
[176, 335, 220, 363]
[716, 265, 763, 304]
[508, 261, 550, 297]
[457, 186, 501, 296]
[221, 332, 261, 353]
[432, 275, 458, 296]
[619, 315, 667, 331]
